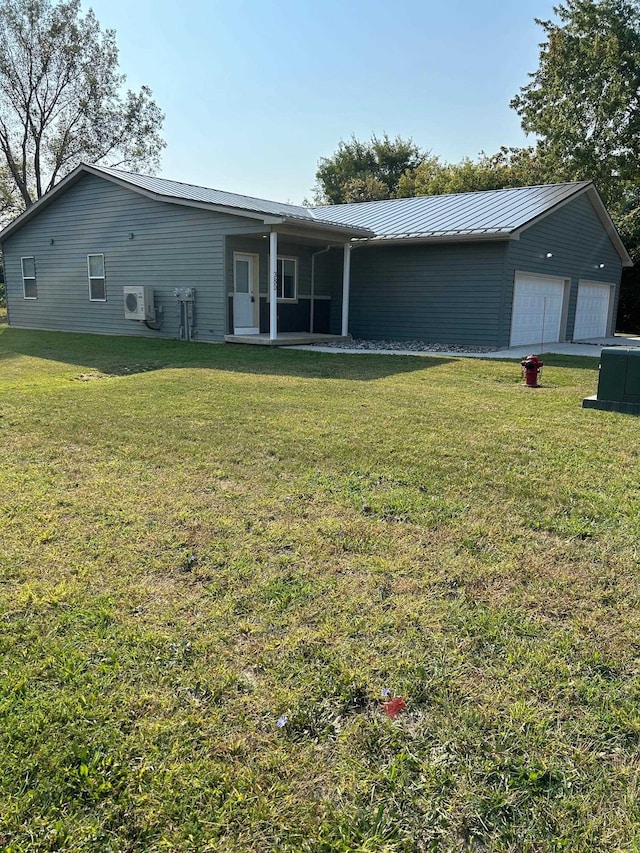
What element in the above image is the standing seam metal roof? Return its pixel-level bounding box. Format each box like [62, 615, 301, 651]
[0, 165, 617, 253]
[310, 182, 592, 238]
[94, 165, 320, 220]
[93, 166, 591, 239]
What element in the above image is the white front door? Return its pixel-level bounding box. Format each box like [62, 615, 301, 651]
[233, 253, 259, 334]
[510, 274, 566, 347]
[573, 282, 612, 340]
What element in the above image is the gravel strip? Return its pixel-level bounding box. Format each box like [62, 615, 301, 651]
[308, 338, 498, 354]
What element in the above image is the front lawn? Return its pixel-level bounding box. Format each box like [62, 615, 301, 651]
[1, 326, 639, 852]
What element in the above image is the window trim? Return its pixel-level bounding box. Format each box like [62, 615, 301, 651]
[275, 255, 298, 302]
[21, 256, 37, 300]
[87, 253, 106, 302]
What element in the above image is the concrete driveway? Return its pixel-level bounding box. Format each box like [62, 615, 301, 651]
[473, 334, 640, 360]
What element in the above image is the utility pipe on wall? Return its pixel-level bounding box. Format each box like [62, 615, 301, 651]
[269, 230, 278, 341]
[341, 243, 352, 337]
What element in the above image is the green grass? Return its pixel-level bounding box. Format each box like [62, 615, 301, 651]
[1, 324, 639, 852]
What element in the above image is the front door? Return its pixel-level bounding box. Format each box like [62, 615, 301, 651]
[233, 253, 259, 334]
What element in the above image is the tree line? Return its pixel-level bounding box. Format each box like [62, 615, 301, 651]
[313, 0, 640, 330]
[0, 0, 638, 327]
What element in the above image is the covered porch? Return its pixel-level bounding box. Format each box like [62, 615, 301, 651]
[225, 217, 367, 343]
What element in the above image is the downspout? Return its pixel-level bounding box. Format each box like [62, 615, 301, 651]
[341, 243, 352, 337]
[310, 245, 331, 333]
[0, 248, 10, 327]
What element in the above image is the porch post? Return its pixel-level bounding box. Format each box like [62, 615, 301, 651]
[269, 230, 278, 341]
[341, 242, 352, 337]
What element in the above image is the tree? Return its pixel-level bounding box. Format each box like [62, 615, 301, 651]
[315, 134, 427, 204]
[511, 0, 640, 331]
[0, 166, 21, 224]
[316, 137, 557, 206]
[398, 147, 555, 197]
[0, 0, 165, 210]
[510, 0, 640, 208]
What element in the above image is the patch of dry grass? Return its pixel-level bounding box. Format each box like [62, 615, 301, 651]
[1, 327, 639, 851]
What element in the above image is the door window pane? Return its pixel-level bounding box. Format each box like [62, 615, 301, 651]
[235, 259, 250, 293]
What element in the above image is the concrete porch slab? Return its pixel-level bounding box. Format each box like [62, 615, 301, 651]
[224, 332, 350, 347]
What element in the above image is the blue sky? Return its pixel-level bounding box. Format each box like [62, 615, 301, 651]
[87, 0, 557, 203]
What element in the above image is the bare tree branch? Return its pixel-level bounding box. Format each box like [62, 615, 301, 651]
[0, 0, 165, 213]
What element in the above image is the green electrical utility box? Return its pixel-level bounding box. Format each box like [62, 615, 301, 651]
[583, 347, 640, 414]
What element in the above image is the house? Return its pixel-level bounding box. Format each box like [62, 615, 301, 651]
[0, 163, 632, 348]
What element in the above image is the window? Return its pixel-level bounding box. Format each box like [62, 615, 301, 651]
[87, 254, 106, 301]
[276, 257, 297, 301]
[21, 257, 37, 299]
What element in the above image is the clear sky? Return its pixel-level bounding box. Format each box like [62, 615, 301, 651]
[86, 0, 557, 204]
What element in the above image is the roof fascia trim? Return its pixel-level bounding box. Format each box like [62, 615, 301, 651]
[282, 218, 373, 238]
[271, 225, 361, 245]
[352, 233, 513, 247]
[584, 185, 633, 267]
[509, 183, 591, 239]
[511, 182, 633, 267]
[79, 165, 270, 221]
[0, 163, 87, 243]
[89, 166, 373, 234]
[0, 162, 375, 243]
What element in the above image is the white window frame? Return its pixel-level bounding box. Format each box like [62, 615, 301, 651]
[87, 254, 106, 302]
[275, 256, 298, 302]
[21, 256, 37, 300]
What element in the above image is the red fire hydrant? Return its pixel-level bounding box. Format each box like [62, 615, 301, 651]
[520, 354, 543, 387]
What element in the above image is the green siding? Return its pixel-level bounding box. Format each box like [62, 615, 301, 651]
[329, 241, 508, 346]
[323, 193, 623, 347]
[2, 173, 260, 341]
[505, 194, 622, 347]
[3, 179, 623, 348]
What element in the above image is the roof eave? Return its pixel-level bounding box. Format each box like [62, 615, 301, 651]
[585, 185, 633, 267]
[283, 217, 374, 238]
[352, 232, 513, 247]
[510, 181, 633, 268]
[0, 162, 88, 244]
[79, 164, 275, 222]
[90, 165, 373, 232]
[0, 162, 374, 243]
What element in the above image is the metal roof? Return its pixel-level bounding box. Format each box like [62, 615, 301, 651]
[93, 165, 321, 221]
[311, 182, 593, 239]
[0, 166, 632, 265]
[100, 169, 591, 237]
[0, 163, 375, 242]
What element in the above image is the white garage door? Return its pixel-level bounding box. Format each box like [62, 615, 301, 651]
[510, 274, 566, 347]
[573, 282, 611, 340]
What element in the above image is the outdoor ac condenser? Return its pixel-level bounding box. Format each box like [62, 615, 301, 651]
[123, 286, 155, 321]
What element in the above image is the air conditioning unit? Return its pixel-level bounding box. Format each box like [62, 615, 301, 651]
[123, 285, 155, 321]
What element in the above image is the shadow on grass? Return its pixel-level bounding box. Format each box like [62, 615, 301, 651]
[489, 353, 600, 372]
[0, 326, 452, 381]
